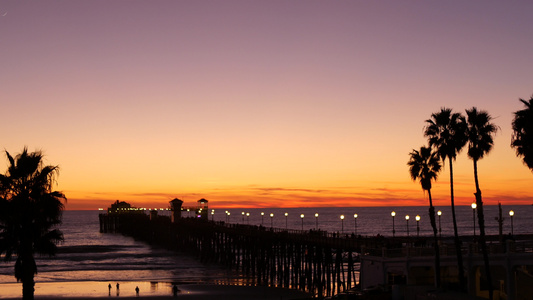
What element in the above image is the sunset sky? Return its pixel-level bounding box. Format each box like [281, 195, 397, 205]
[1, 1, 532, 210]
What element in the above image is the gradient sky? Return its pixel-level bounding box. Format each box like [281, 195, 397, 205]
[1, 1, 532, 210]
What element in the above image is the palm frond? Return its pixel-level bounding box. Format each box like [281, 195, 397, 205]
[408, 146, 441, 191]
[35, 229, 64, 256]
[424, 107, 467, 162]
[0, 148, 66, 286]
[466, 107, 498, 161]
[511, 96, 533, 170]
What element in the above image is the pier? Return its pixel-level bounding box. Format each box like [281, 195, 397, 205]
[100, 209, 533, 299]
[99, 211, 390, 298]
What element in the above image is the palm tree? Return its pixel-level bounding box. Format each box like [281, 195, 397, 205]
[0, 148, 66, 300]
[408, 146, 442, 287]
[424, 107, 467, 291]
[466, 107, 498, 300]
[511, 96, 533, 171]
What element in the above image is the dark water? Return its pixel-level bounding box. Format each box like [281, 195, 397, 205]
[0, 210, 237, 285]
[214, 205, 530, 237]
[0, 205, 528, 286]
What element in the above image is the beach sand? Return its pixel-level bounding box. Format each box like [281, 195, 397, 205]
[0, 282, 312, 300]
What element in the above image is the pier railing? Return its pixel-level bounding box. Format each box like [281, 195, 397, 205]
[359, 237, 532, 259]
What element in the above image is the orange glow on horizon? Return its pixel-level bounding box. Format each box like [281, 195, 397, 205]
[64, 178, 533, 210]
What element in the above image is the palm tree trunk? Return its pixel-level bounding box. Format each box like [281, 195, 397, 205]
[449, 157, 466, 291]
[427, 189, 441, 288]
[474, 159, 493, 300]
[22, 276, 35, 300]
[21, 254, 35, 300]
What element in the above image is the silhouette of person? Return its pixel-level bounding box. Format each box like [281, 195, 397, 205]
[172, 284, 179, 297]
[116, 283, 120, 296]
[135, 286, 139, 296]
[108, 284, 112, 296]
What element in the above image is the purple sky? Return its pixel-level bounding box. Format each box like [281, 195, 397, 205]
[1, 1, 532, 209]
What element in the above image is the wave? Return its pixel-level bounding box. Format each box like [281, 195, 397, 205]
[56, 244, 143, 253]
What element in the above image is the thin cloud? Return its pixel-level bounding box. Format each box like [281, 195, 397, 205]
[251, 187, 327, 194]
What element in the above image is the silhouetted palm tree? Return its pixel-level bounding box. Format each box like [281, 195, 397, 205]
[424, 108, 467, 291]
[0, 148, 66, 300]
[511, 96, 533, 171]
[466, 107, 498, 300]
[408, 146, 442, 287]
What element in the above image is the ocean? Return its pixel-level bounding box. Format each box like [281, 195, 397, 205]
[0, 210, 240, 298]
[212, 205, 530, 237]
[0, 205, 530, 297]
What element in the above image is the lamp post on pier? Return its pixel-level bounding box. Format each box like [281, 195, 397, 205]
[242, 211, 245, 224]
[270, 213, 274, 228]
[246, 212, 250, 225]
[437, 210, 442, 237]
[211, 209, 214, 221]
[340, 215, 345, 234]
[405, 215, 410, 237]
[301, 214, 305, 230]
[391, 211, 396, 237]
[285, 212, 288, 229]
[354, 214, 358, 236]
[471, 203, 477, 237]
[509, 210, 514, 235]
[227, 212, 230, 223]
[315, 213, 319, 230]
[261, 212, 264, 226]
[415, 215, 421, 237]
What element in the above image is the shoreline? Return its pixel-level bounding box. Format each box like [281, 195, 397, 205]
[0, 281, 313, 299]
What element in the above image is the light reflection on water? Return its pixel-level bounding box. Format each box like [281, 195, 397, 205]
[1, 280, 195, 298]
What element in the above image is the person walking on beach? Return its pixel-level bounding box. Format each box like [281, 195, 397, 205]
[172, 284, 179, 297]
[108, 284, 112, 296]
[135, 286, 139, 297]
[116, 283, 120, 296]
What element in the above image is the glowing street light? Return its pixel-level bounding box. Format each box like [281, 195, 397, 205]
[211, 209, 215, 221]
[405, 215, 410, 237]
[354, 214, 358, 236]
[285, 212, 288, 229]
[261, 212, 264, 225]
[340, 215, 345, 234]
[315, 213, 319, 230]
[471, 203, 477, 237]
[270, 213, 274, 228]
[227, 212, 231, 223]
[242, 211, 245, 223]
[246, 212, 250, 224]
[415, 215, 421, 237]
[437, 210, 442, 237]
[300, 214, 305, 230]
[509, 210, 515, 235]
[391, 211, 396, 237]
